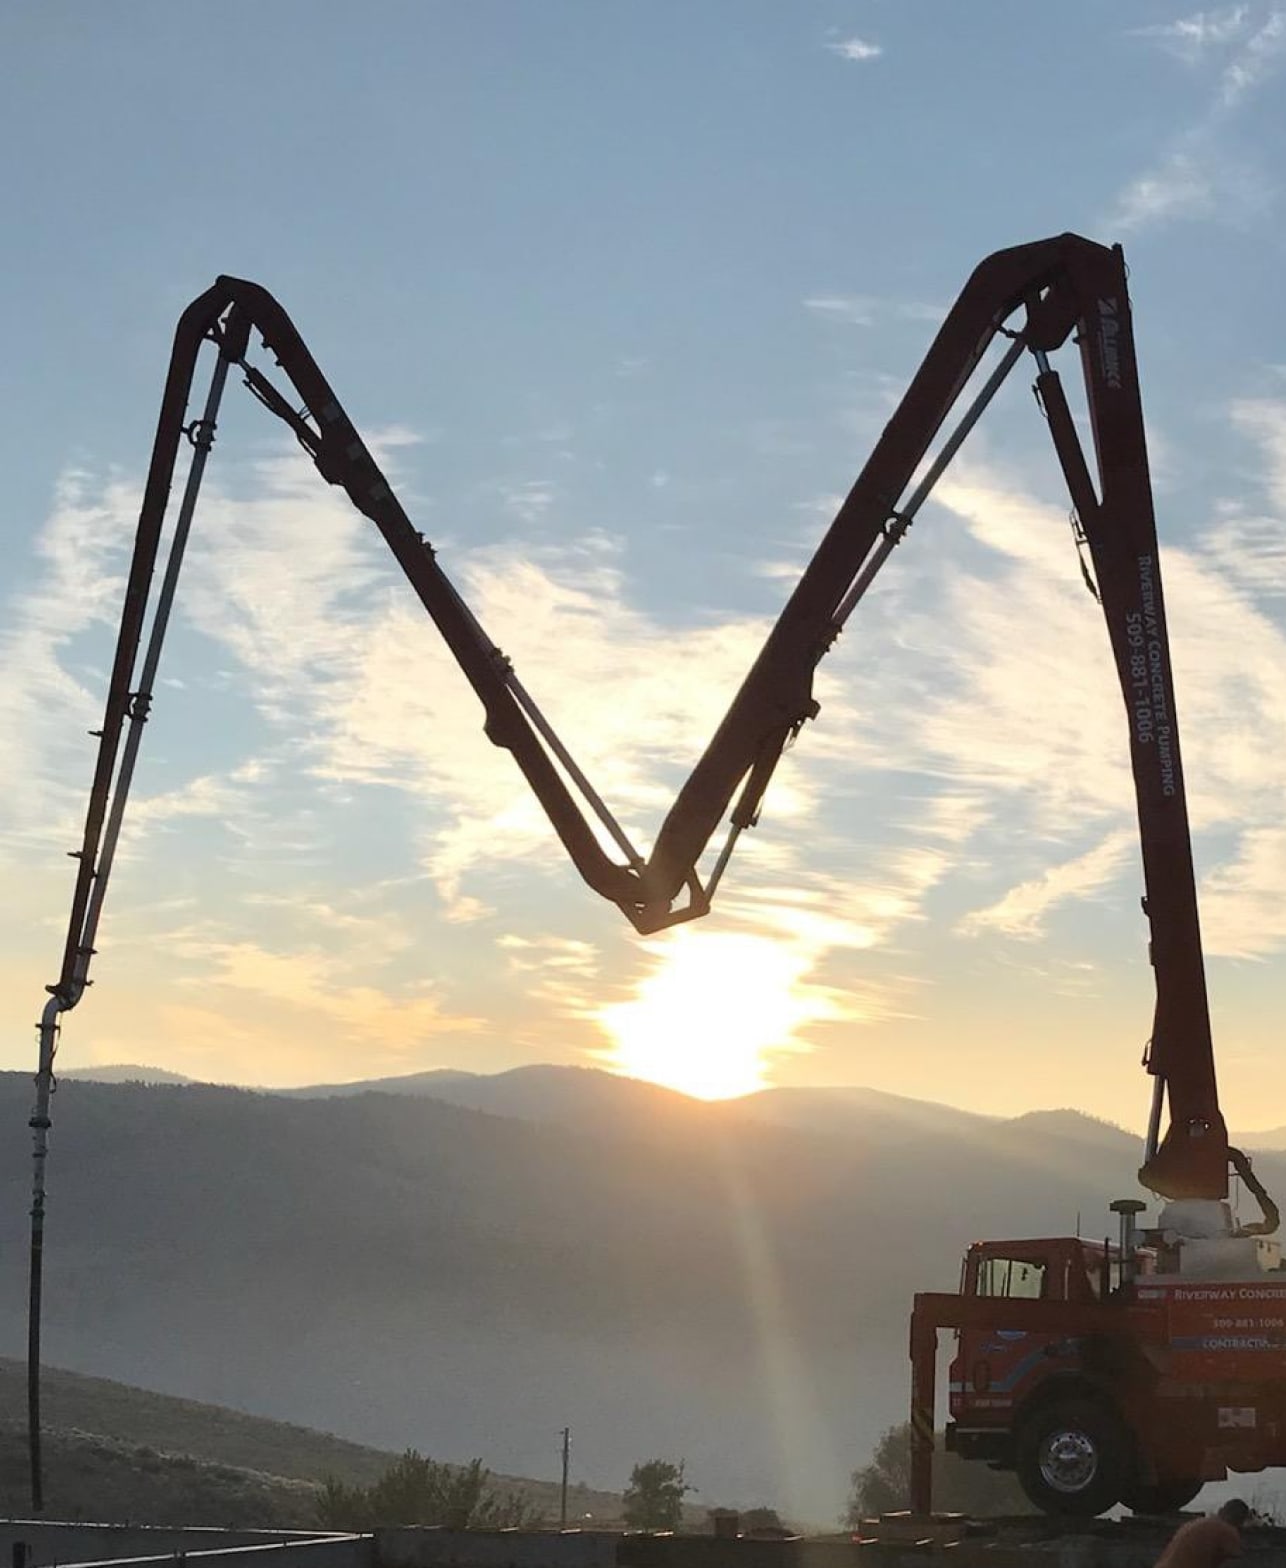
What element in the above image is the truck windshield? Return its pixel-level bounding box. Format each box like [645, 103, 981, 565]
[975, 1257, 1047, 1298]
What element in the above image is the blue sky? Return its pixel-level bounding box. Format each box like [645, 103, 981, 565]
[3, 2, 1286, 1129]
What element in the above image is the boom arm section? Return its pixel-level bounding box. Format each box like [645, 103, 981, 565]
[650, 234, 1228, 1204]
[1031, 246, 1223, 1204]
[56, 277, 662, 972]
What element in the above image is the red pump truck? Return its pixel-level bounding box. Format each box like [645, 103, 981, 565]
[27, 233, 1282, 1515]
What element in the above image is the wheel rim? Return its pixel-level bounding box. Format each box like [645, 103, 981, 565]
[1039, 1427, 1099, 1494]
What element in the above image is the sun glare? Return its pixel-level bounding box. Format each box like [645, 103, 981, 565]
[597, 929, 830, 1100]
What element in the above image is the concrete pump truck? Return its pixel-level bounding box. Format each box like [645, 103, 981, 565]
[27, 233, 1283, 1517]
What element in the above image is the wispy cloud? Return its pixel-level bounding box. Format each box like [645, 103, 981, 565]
[497, 478, 557, 526]
[0, 470, 137, 850]
[804, 296, 877, 328]
[8, 429, 986, 1076]
[169, 935, 482, 1044]
[958, 831, 1136, 939]
[242, 890, 418, 966]
[1110, 5, 1284, 233]
[128, 765, 266, 836]
[1199, 827, 1286, 958]
[826, 37, 882, 63]
[1130, 6, 1251, 59]
[838, 431, 1286, 960]
[12, 381, 1286, 1089]
[1109, 148, 1273, 233]
[498, 932, 601, 1016]
[1219, 6, 1286, 101]
[803, 296, 942, 329]
[1109, 152, 1217, 230]
[170, 412, 1286, 983]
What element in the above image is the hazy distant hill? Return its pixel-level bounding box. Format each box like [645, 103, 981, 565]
[64, 1060, 1284, 1162]
[742, 1084, 999, 1147]
[279, 1064, 743, 1134]
[3, 1071, 1275, 1521]
[270, 1064, 994, 1138]
[53, 1063, 1286, 1159]
[274, 1068, 1129, 1168]
[59, 1064, 197, 1085]
[1232, 1127, 1286, 1152]
[280, 1068, 482, 1101]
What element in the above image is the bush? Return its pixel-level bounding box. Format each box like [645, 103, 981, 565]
[845, 1423, 1030, 1523]
[622, 1460, 691, 1532]
[317, 1450, 539, 1530]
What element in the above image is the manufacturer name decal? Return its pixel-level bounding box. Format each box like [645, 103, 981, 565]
[1098, 297, 1123, 390]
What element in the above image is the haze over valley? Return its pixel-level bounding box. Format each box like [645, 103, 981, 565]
[7, 1065, 1280, 1521]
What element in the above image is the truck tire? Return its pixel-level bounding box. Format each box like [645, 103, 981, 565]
[1124, 1479, 1203, 1515]
[1015, 1397, 1133, 1516]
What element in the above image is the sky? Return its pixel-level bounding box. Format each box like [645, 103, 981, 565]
[3, 1, 1286, 1133]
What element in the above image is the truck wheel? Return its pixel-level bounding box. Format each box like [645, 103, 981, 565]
[1015, 1398, 1133, 1516]
[1124, 1479, 1203, 1514]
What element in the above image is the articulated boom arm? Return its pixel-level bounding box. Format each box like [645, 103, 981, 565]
[24, 231, 1240, 1512]
[41, 236, 1231, 1186]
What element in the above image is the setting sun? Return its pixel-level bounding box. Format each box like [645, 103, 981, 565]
[596, 928, 837, 1100]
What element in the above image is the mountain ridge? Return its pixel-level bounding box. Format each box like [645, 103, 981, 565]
[51, 1062, 1120, 1138]
[55, 1064, 1282, 1155]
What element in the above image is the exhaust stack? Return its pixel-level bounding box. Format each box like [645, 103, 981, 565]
[1110, 1197, 1147, 1284]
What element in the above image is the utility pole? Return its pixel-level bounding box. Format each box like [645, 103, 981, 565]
[559, 1427, 570, 1528]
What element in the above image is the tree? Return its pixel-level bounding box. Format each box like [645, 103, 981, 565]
[740, 1507, 790, 1537]
[317, 1451, 540, 1530]
[846, 1425, 911, 1522]
[845, 1423, 1030, 1525]
[622, 1459, 692, 1531]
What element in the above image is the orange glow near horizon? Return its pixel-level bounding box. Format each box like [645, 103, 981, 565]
[596, 929, 834, 1100]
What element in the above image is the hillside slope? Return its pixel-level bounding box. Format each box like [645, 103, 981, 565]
[0, 1359, 629, 1526]
[0, 1358, 397, 1486]
[0, 1421, 324, 1527]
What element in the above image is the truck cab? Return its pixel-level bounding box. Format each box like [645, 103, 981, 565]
[938, 1235, 1175, 1516]
[947, 1237, 1118, 1455]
